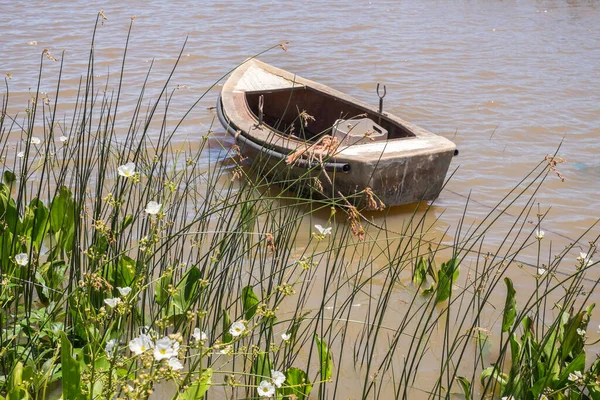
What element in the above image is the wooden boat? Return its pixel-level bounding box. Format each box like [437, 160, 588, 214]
[216, 59, 458, 208]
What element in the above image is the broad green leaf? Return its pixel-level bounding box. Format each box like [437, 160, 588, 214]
[509, 333, 522, 368]
[435, 258, 459, 304]
[50, 186, 73, 233]
[242, 286, 260, 320]
[60, 332, 84, 400]
[413, 256, 427, 286]
[560, 312, 584, 363]
[178, 368, 212, 400]
[281, 367, 312, 399]
[172, 267, 202, 313]
[3, 170, 16, 185]
[222, 310, 232, 344]
[155, 273, 171, 306]
[456, 376, 471, 400]
[557, 352, 585, 387]
[314, 334, 333, 381]
[9, 361, 23, 392]
[28, 198, 49, 251]
[120, 214, 134, 233]
[480, 366, 508, 386]
[502, 278, 517, 332]
[251, 352, 272, 383]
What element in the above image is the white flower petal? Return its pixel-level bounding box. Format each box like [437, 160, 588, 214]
[128, 334, 154, 355]
[145, 201, 162, 215]
[154, 336, 177, 361]
[117, 162, 136, 178]
[105, 339, 118, 357]
[314, 224, 332, 235]
[271, 370, 286, 388]
[281, 332, 291, 341]
[15, 253, 29, 266]
[257, 380, 275, 397]
[229, 321, 246, 337]
[104, 297, 121, 308]
[168, 357, 184, 371]
[117, 286, 132, 296]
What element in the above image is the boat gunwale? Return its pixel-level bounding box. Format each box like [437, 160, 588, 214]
[220, 59, 456, 162]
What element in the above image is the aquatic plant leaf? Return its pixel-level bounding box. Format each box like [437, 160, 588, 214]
[171, 266, 202, 313]
[155, 273, 171, 306]
[560, 312, 584, 363]
[315, 334, 333, 381]
[28, 198, 49, 250]
[251, 351, 272, 382]
[50, 186, 73, 232]
[120, 214, 134, 233]
[413, 256, 427, 287]
[557, 352, 585, 386]
[60, 332, 84, 399]
[3, 170, 16, 185]
[480, 366, 508, 386]
[222, 310, 232, 344]
[502, 278, 517, 332]
[281, 367, 312, 399]
[242, 285, 260, 320]
[0, 185, 20, 235]
[456, 376, 471, 400]
[435, 258, 459, 304]
[178, 368, 212, 400]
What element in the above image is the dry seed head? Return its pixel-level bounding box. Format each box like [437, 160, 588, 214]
[266, 233, 276, 253]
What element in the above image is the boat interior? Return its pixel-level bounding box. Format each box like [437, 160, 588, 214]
[245, 86, 415, 142]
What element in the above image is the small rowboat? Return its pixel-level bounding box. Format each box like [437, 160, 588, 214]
[216, 59, 457, 208]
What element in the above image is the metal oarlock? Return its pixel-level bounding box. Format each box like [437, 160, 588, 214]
[376, 83, 386, 124]
[258, 95, 264, 127]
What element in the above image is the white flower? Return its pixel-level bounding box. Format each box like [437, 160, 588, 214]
[539, 394, 548, 400]
[192, 328, 207, 342]
[535, 229, 545, 240]
[314, 224, 332, 235]
[104, 297, 121, 308]
[15, 253, 29, 266]
[568, 370, 584, 383]
[257, 380, 275, 397]
[577, 328, 586, 336]
[117, 286, 132, 297]
[219, 344, 233, 355]
[281, 332, 291, 341]
[145, 201, 162, 215]
[537, 267, 547, 276]
[168, 357, 184, 371]
[105, 339, 118, 357]
[154, 337, 178, 361]
[229, 321, 246, 337]
[579, 252, 593, 267]
[501, 396, 514, 400]
[30, 137, 41, 145]
[271, 370, 286, 388]
[17, 151, 25, 158]
[59, 135, 68, 142]
[129, 334, 154, 355]
[117, 162, 136, 178]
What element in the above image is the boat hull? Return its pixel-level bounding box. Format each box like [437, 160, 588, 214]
[217, 59, 457, 208]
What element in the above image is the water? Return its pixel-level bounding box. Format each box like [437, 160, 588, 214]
[1, 0, 599, 397]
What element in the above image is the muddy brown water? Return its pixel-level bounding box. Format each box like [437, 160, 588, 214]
[2, 0, 599, 398]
